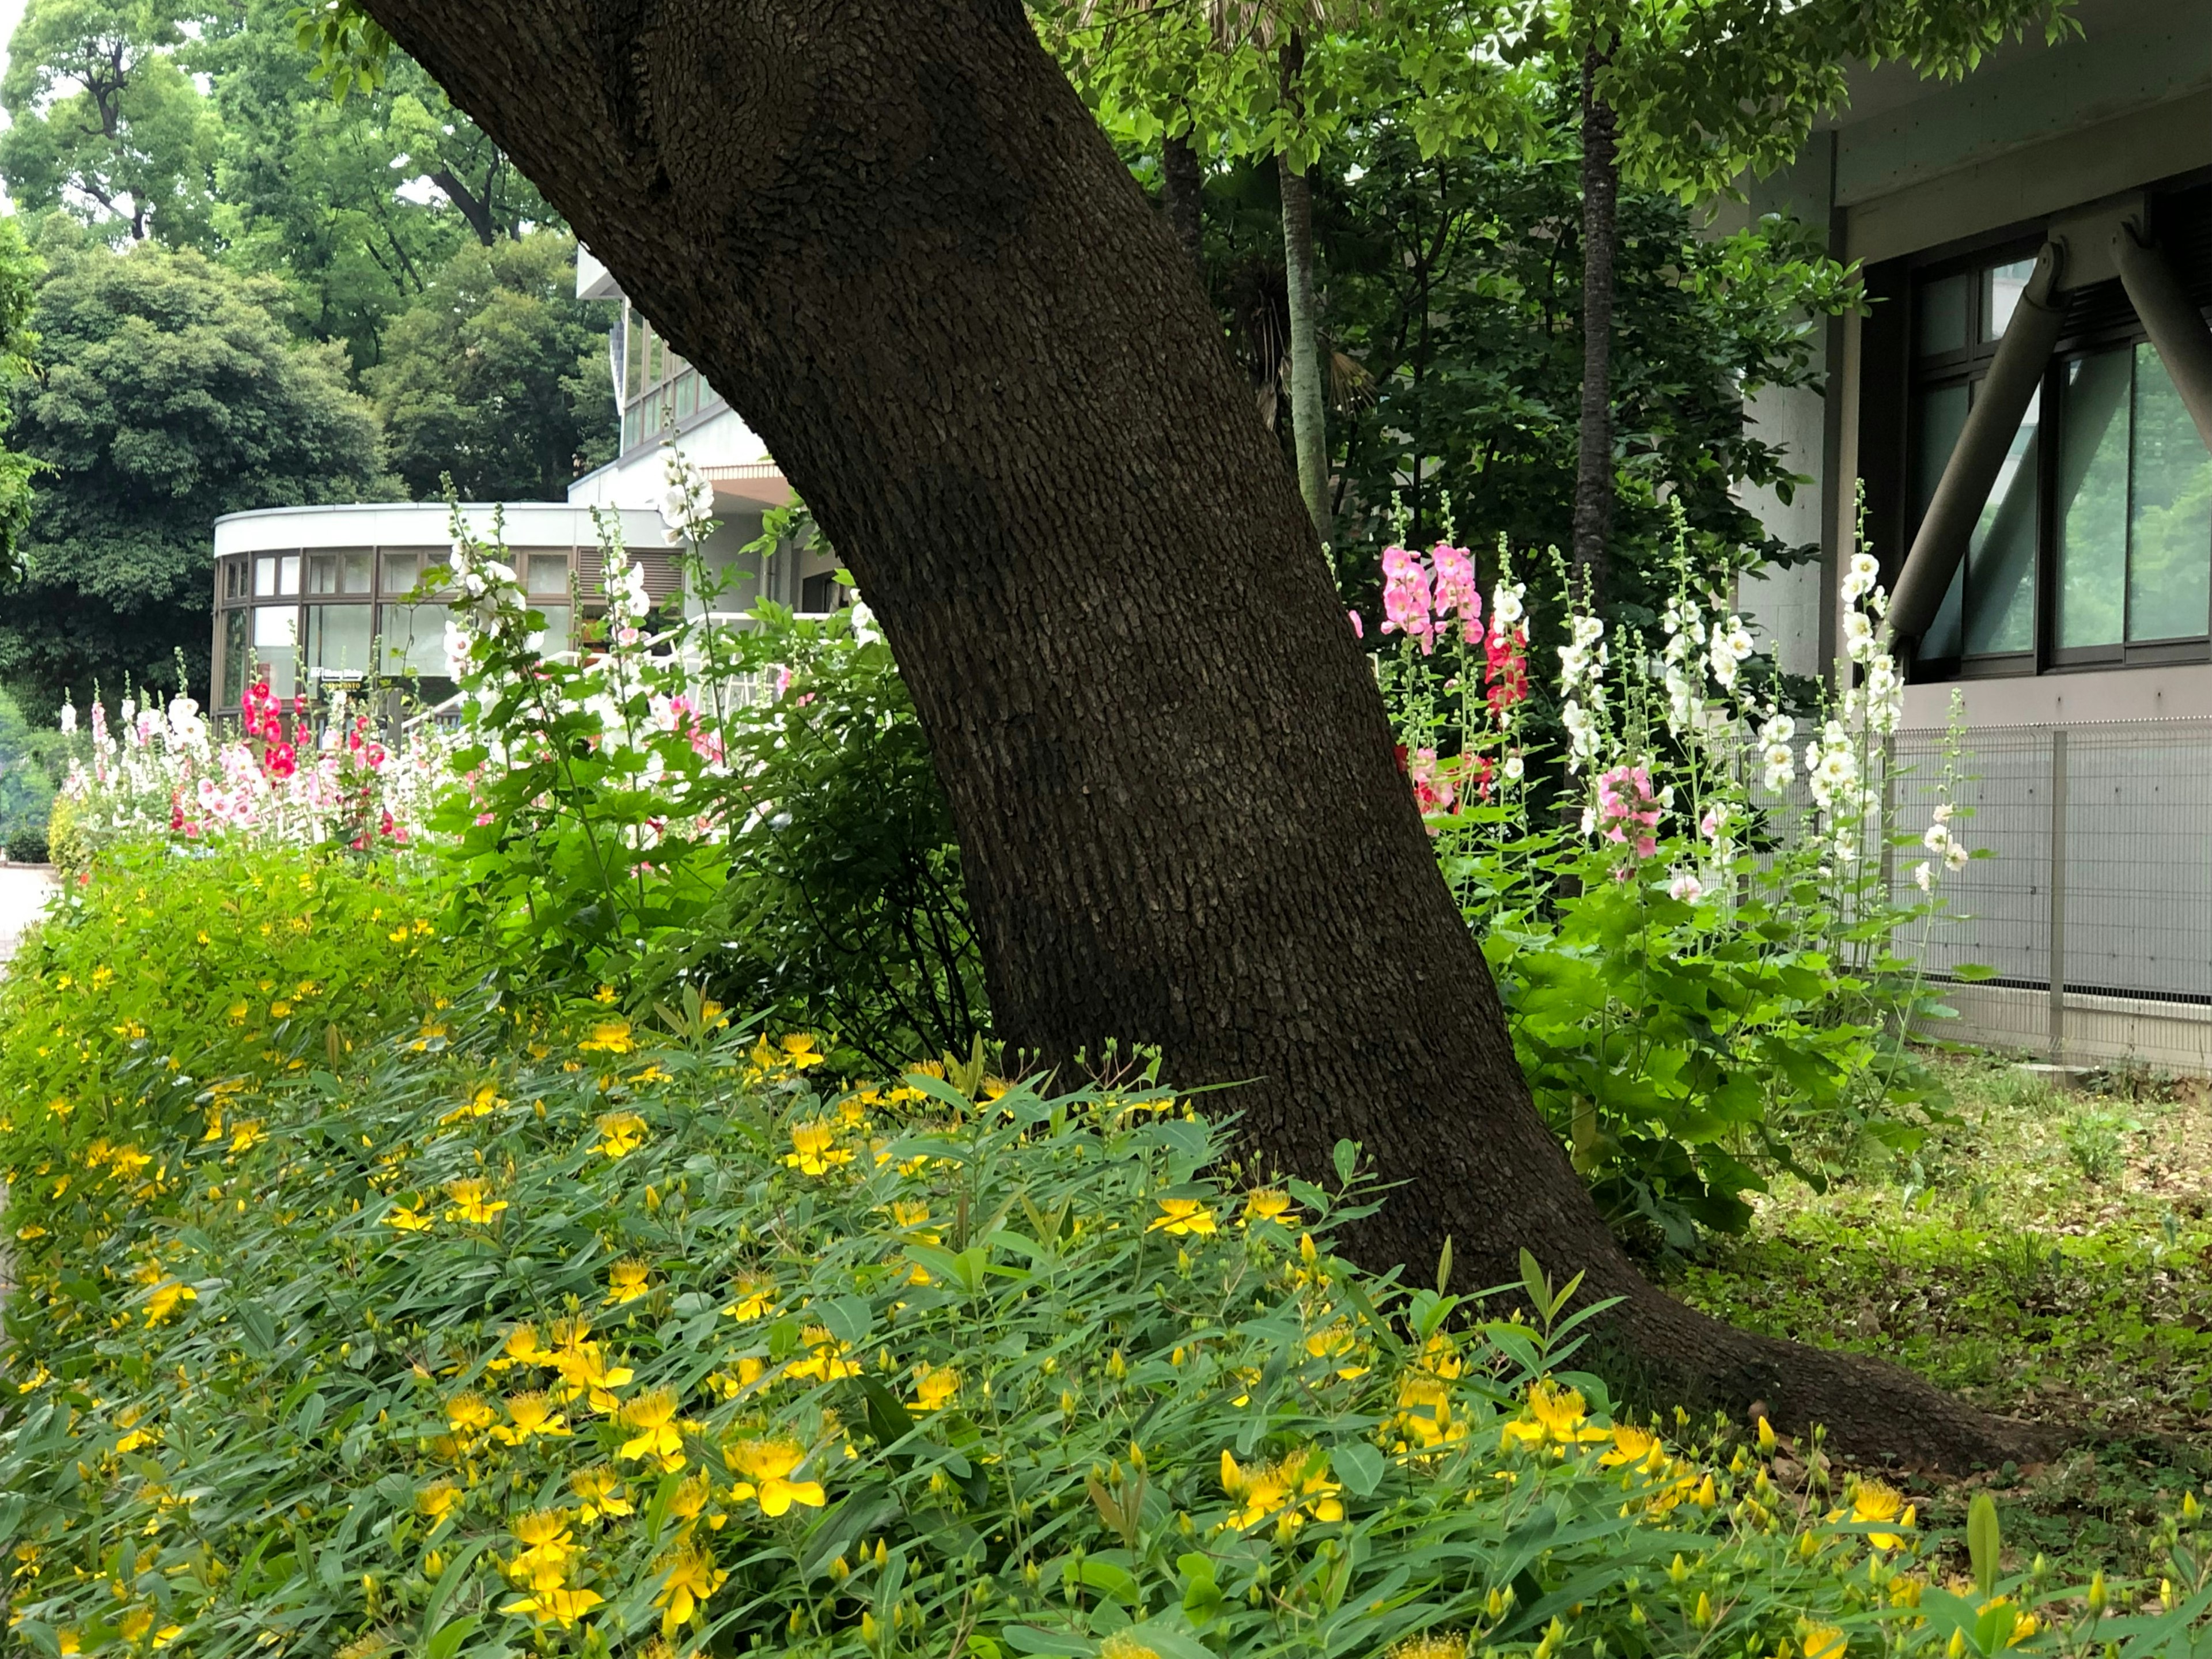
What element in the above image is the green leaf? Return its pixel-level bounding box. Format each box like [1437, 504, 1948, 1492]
[1967, 1492, 2001, 1600]
[1332, 1441, 1385, 1497]
[1331, 1138, 1360, 1186]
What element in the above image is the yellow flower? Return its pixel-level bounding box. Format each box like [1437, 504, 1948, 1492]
[579, 1019, 635, 1055]
[143, 1281, 196, 1325]
[554, 1340, 635, 1413]
[728, 1437, 825, 1516]
[1147, 1197, 1217, 1236]
[501, 1585, 604, 1628]
[446, 1392, 498, 1435]
[1240, 1188, 1296, 1226]
[570, 1466, 635, 1523]
[488, 1323, 547, 1372]
[416, 1481, 463, 1522]
[789, 1327, 861, 1382]
[1099, 1637, 1163, 1659]
[386, 1202, 433, 1233]
[1393, 1372, 1467, 1450]
[783, 1119, 854, 1176]
[1600, 1425, 1662, 1467]
[593, 1111, 648, 1157]
[723, 1273, 777, 1321]
[910, 1366, 959, 1412]
[781, 1033, 825, 1069]
[1388, 1635, 1468, 1659]
[1501, 1380, 1612, 1450]
[654, 1544, 728, 1632]
[506, 1508, 579, 1588]
[493, 1391, 569, 1445]
[605, 1257, 653, 1305]
[445, 1178, 508, 1225]
[1846, 1479, 1914, 1550]
[228, 1120, 264, 1153]
[1219, 1445, 1341, 1529]
[618, 1388, 687, 1469]
[1801, 1624, 1847, 1659]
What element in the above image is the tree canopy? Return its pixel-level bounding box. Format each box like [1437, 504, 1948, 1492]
[367, 229, 618, 501]
[0, 229, 383, 719]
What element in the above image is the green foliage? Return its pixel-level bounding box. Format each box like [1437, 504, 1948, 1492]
[3, 925, 2198, 1656]
[366, 230, 618, 500]
[1313, 103, 1858, 625]
[0, 688, 62, 851]
[672, 589, 987, 1077]
[0, 0, 222, 248]
[1467, 837, 1945, 1248]
[0, 839, 467, 1240]
[430, 501, 982, 1070]
[2060, 1105, 2141, 1186]
[207, 0, 563, 371]
[0, 228, 385, 719]
[1680, 1054, 2212, 1575]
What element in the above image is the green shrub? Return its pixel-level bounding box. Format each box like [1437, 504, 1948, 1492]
[5, 818, 47, 861]
[1, 979, 2201, 1658]
[42, 787, 88, 876]
[0, 840, 470, 1240]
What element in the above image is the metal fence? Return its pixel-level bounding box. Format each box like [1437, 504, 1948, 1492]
[1888, 716, 2212, 1068]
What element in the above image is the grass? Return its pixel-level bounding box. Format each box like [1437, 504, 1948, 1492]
[1673, 1050, 2212, 1581]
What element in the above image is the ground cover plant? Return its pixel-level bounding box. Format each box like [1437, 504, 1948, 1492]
[0, 838, 467, 1243]
[1678, 1053, 2212, 1582]
[3, 873, 2209, 1657]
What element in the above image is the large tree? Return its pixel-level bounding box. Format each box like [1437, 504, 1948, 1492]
[342, 0, 2046, 1468]
[368, 230, 616, 501]
[0, 228, 384, 721]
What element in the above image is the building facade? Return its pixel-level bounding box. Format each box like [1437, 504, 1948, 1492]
[567, 247, 847, 617]
[1728, 0, 2212, 1065]
[1729, 0, 2212, 726]
[209, 503, 668, 711]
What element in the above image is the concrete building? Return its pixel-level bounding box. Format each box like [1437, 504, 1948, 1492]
[1724, 0, 2212, 1067]
[567, 247, 845, 617]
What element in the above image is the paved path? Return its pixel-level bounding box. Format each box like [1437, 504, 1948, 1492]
[0, 864, 56, 966]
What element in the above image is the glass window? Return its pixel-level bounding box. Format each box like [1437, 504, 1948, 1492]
[254, 554, 278, 597]
[378, 603, 450, 679]
[623, 403, 642, 452]
[252, 604, 298, 699]
[1916, 273, 1969, 358]
[2128, 342, 2212, 642]
[1980, 258, 2039, 343]
[2055, 349, 2131, 649]
[308, 552, 340, 594]
[529, 604, 572, 654]
[305, 604, 374, 684]
[1912, 384, 1971, 658]
[219, 608, 250, 707]
[1963, 387, 2039, 656]
[675, 370, 698, 420]
[626, 312, 646, 399]
[646, 331, 665, 385]
[279, 554, 301, 595]
[343, 550, 373, 594]
[526, 552, 570, 596]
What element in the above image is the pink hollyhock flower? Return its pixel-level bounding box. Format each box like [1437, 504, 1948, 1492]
[1347, 608, 1363, 639]
[1378, 545, 1437, 654]
[1596, 763, 1661, 859]
[1431, 543, 1484, 643]
[1484, 624, 1528, 717]
[263, 741, 297, 781]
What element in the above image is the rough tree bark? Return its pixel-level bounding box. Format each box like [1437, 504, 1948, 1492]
[358, 0, 2054, 1471]
[1572, 44, 1619, 609]
[1159, 131, 1205, 281]
[1277, 30, 1332, 547]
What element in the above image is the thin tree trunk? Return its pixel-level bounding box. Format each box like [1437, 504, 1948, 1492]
[1573, 44, 1618, 610]
[362, 0, 2055, 1471]
[1160, 130, 1205, 281]
[1277, 32, 1331, 548]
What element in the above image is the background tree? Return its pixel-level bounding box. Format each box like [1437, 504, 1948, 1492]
[0, 226, 383, 721]
[339, 0, 2048, 1467]
[0, 218, 43, 585]
[0, 0, 221, 247]
[367, 230, 616, 500]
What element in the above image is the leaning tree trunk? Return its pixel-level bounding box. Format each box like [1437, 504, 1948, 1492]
[1160, 130, 1206, 281]
[1572, 44, 1619, 610]
[1277, 31, 1332, 547]
[361, 0, 2052, 1471]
